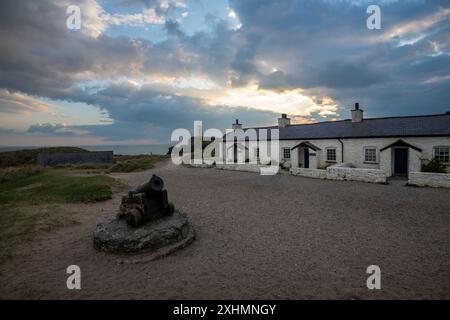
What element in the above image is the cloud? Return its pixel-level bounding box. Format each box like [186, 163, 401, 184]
[28, 123, 66, 134]
[71, 81, 282, 142]
[209, 84, 339, 118]
[27, 123, 82, 136]
[0, 89, 53, 114]
[0, 127, 14, 134]
[63, 0, 188, 38]
[120, 0, 187, 10]
[1, 0, 449, 145]
[227, 0, 450, 116]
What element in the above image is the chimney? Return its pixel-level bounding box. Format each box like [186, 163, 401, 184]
[232, 119, 242, 131]
[351, 103, 364, 123]
[278, 113, 291, 128]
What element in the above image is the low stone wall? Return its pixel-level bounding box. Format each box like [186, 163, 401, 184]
[37, 151, 113, 166]
[216, 163, 262, 173]
[186, 163, 215, 168]
[408, 172, 450, 188]
[326, 165, 387, 184]
[290, 168, 327, 179]
[290, 163, 387, 183]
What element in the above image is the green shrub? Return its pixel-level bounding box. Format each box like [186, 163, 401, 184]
[0, 166, 43, 183]
[421, 158, 447, 173]
[111, 155, 168, 172]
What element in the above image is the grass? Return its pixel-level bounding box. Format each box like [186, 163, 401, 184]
[0, 166, 126, 262]
[0, 147, 88, 167]
[45, 155, 169, 173]
[0, 204, 78, 261]
[0, 147, 169, 173]
[111, 154, 169, 173]
[0, 167, 123, 204]
[0, 150, 168, 262]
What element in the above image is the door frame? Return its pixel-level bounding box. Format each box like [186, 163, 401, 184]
[304, 148, 310, 168]
[393, 147, 409, 176]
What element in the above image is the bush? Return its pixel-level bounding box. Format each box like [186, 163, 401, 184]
[111, 155, 168, 173]
[421, 158, 447, 173]
[0, 166, 42, 183]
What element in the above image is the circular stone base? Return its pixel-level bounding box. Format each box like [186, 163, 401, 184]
[94, 209, 194, 256]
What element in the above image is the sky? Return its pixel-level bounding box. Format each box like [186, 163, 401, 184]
[0, 0, 449, 146]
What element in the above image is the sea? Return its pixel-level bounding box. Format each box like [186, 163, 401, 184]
[0, 144, 171, 155]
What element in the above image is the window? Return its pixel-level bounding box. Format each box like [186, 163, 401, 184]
[326, 148, 336, 162]
[364, 147, 378, 163]
[283, 148, 291, 159]
[434, 146, 450, 163]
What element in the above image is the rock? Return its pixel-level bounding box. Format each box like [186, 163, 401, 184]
[94, 209, 193, 254]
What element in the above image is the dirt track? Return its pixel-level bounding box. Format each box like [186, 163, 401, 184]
[0, 161, 449, 299]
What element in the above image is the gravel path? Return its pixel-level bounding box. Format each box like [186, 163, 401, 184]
[1, 161, 449, 299]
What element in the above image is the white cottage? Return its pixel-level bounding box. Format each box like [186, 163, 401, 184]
[226, 103, 450, 177]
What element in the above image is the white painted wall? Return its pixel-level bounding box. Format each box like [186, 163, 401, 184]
[218, 136, 450, 175]
[409, 172, 450, 188]
[280, 136, 450, 174]
[290, 163, 387, 183]
[380, 147, 392, 176]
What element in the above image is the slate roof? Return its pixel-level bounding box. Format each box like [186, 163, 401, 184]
[226, 113, 450, 141]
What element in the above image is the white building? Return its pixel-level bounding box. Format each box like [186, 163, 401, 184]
[225, 103, 450, 177]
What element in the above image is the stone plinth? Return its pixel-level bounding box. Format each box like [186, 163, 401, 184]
[94, 209, 194, 255]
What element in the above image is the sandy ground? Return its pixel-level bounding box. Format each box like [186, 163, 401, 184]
[0, 160, 449, 299]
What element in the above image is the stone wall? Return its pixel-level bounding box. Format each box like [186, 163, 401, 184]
[326, 164, 387, 184]
[408, 172, 450, 188]
[409, 149, 422, 174]
[290, 163, 387, 183]
[37, 151, 113, 166]
[290, 168, 327, 179]
[216, 163, 264, 173]
[186, 163, 215, 168]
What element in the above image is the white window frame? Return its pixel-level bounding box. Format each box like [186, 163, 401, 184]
[364, 147, 378, 163]
[326, 147, 337, 162]
[282, 147, 291, 160]
[433, 146, 450, 164]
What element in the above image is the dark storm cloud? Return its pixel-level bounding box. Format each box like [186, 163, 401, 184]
[0, 0, 237, 98]
[0, 0, 275, 142]
[228, 0, 450, 115]
[0, 0, 154, 100]
[70, 82, 279, 142]
[1, 0, 450, 144]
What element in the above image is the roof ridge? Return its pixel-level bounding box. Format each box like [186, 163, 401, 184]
[284, 112, 449, 127]
[242, 125, 278, 130]
[359, 113, 449, 121]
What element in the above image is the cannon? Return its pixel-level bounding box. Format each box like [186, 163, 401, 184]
[118, 174, 174, 227]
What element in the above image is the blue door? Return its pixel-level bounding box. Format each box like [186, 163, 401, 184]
[394, 148, 408, 175]
[304, 148, 309, 168]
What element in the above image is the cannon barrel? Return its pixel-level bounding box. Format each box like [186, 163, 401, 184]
[121, 174, 174, 227]
[129, 174, 164, 196]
